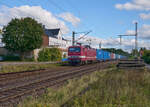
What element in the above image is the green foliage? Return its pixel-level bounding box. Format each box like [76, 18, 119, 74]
[0, 55, 35, 62]
[2, 55, 21, 61]
[140, 47, 147, 51]
[66, 69, 150, 106]
[0, 63, 59, 73]
[2, 17, 44, 60]
[63, 53, 67, 58]
[23, 57, 35, 62]
[18, 68, 100, 107]
[18, 68, 150, 107]
[102, 48, 130, 57]
[38, 48, 62, 62]
[131, 49, 139, 57]
[142, 50, 150, 64]
[0, 29, 2, 34]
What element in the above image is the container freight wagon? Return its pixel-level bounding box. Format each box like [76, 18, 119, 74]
[96, 49, 111, 61]
[120, 55, 126, 59]
[110, 53, 115, 60]
[103, 51, 110, 61]
[96, 49, 104, 61]
[68, 44, 127, 65]
[115, 54, 119, 59]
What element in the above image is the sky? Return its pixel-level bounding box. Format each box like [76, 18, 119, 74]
[0, 0, 150, 52]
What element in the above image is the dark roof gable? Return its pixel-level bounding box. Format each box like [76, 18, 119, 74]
[44, 28, 60, 38]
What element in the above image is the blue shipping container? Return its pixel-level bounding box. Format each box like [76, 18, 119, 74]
[96, 49, 104, 61]
[103, 51, 110, 61]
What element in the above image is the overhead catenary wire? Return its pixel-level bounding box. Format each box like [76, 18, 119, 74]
[46, 0, 67, 12]
[45, 0, 93, 34]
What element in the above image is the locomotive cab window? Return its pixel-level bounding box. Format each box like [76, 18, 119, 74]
[69, 47, 81, 52]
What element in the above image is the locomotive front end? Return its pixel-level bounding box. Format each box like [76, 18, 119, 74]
[68, 46, 83, 65]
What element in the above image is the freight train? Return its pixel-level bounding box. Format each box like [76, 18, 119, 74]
[68, 44, 126, 65]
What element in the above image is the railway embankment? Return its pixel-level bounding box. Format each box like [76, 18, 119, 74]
[18, 68, 110, 107]
[18, 65, 150, 107]
[0, 62, 62, 73]
[0, 61, 115, 107]
[63, 68, 150, 107]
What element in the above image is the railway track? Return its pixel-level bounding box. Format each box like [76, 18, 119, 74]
[117, 59, 145, 69]
[0, 61, 116, 107]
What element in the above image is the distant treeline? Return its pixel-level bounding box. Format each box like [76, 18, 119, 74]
[102, 48, 130, 56]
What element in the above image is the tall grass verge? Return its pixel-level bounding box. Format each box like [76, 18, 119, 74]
[18, 67, 150, 107]
[67, 68, 150, 107]
[18, 69, 108, 107]
[0, 64, 60, 73]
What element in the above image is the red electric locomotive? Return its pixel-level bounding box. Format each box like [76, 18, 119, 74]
[68, 44, 96, 65]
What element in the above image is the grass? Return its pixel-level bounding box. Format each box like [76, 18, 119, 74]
[0, 63, 60, 73]
[18, 66, 150, 107]
[67, 68, 150, 107]
[18, 69, 103, 107]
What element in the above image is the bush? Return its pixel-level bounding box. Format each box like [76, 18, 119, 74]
[38, 48, 62, 62]
[63, 53, 67, 58]
[2, 55, 21, 61]
[0, 55, 36, 62]
[23, 57, 35, 62]
[142, 50, 150, 64]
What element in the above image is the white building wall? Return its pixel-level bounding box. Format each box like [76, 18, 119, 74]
[57, 32, 62, 40]
[0, 34, 4, 47]
[48, 37, 71, 49]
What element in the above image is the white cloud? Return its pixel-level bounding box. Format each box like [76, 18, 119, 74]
[115, 1, 150, 20]
[65, 34, 120, 48]
[126, 30, 135, 35]
[139, 24, 150, 39]
[140, 13, 150, 20]
[0, 5, 69, 34]
[83, 36, 150, 51]
[115, 0, 150, 11]
[126, 24, 150, 39]
[65, 33, 150, 52]
[58, 12, 80, 26]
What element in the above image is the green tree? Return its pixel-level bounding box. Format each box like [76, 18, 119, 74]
[0, 29, 2, 34]
[102, 48, 130, 57]
[142, 50, 150, 64]
[2, 17, 44, 60]
[139, 47, 146, 52]
[131, 49, 139, 57]
[38, 48, 62, 62]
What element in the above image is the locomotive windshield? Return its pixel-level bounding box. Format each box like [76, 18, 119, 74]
[69, 47, 81, 52]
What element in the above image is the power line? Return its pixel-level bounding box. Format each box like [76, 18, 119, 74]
[63, 0, 81, 17]
[46, 0, 67, 12]
[62, 0, 92, 30]
[46, 0, 92, 34]
[118, 22, 138, 57]
[72, 30, 92, 46]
